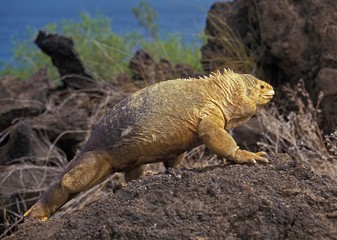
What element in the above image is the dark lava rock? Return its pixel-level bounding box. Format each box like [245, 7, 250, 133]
[129, 49, 200, 84]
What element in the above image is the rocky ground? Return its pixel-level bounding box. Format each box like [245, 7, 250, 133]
[5, 154, 337, 240]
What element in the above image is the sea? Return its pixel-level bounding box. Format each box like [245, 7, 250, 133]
[0, 0, 221, 68]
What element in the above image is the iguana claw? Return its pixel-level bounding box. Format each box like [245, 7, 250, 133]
[230, 150, 269, 164]
[24, 202, 50, 221]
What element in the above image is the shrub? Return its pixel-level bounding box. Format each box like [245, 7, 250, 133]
[1, 10, 204, 81]
[257, 80, 337, 176]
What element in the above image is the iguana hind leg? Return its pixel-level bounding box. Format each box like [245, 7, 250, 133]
[24, 150, 114, 220]
[163, 154, 184, 169]
[124, 165, 145, 182]
[124, 154, 184, 182]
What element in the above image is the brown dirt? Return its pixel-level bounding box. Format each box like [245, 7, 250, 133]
[5, 154, 337, 240]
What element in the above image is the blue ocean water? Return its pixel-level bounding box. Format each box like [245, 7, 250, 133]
[0, 0, 218, 67]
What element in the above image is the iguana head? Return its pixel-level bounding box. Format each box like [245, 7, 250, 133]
[210, 69, 274, 108]
[241, 74, 274, 108]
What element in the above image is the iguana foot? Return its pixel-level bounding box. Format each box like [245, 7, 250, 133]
[124, 166, 158, 182]
[143, 170, 158, 177]
[23, 201, 51, 221]
[230, 149, 268, 164]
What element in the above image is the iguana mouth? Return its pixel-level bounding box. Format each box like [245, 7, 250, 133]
[263, 90, 275, 99]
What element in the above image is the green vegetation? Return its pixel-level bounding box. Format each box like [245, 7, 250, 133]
[132, 1, 159, 40]
[0, 1, 204, 81]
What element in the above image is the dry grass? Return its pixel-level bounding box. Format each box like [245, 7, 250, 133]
[257, 80, 337, 176]
[325, 130, 337, 156]
[0, 140, 65, 236]
[204, 14, 258, 74]
[183, 145, 222, 169]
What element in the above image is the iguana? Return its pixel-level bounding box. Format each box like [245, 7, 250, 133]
[24, 69, 274, 220]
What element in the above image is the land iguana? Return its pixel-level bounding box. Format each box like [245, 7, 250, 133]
[24, 69, 274, 220]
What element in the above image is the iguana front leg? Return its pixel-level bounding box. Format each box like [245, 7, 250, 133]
[197, 115, 268, 164]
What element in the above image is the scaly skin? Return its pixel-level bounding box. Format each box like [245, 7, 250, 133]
[24, 69, 274, 220]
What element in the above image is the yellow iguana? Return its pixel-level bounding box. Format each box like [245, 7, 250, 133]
[24, 69, 274, 220]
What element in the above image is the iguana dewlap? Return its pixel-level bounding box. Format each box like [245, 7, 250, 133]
[24, 69, 274, 220]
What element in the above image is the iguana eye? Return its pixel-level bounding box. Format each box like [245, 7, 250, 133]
[260, 85, 265, 89]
